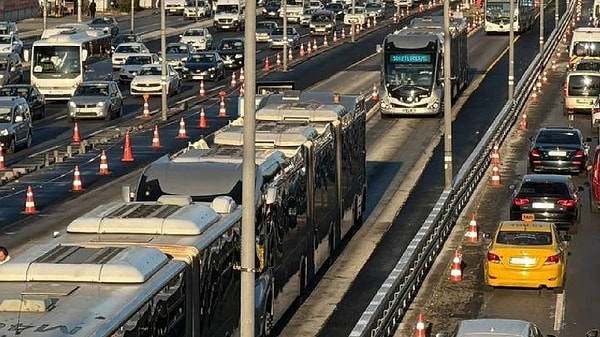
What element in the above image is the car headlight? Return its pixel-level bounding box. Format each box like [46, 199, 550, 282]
[262, 8, 267, 13]
[310, 24, 316, 28]
[97, 102, 105, 107]
[0, 129, 8, 136]
[182, 67, 189, 72]
[1, 46, 9, 51]
[325, 24, 332, 28]
[68, 101, 76, 108]
[209, 67, 215, 71]
[234, 54, 243, 59]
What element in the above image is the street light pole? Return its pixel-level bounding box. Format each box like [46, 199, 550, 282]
[283, 0, 288, 71]
[508, 0, 514, 100]
[539, 0, 544, 53]
[77, 0, 81, 22]
[443, 0, 452, 189]
[555, 0, 558, 29]
[195, 0, 199, 22]
[351, 0, 356, 43]
[43, 2, 47, 30]
[131, 0, 135, 33]
[160, 0, 168, 121]
[241, 0, 257, 335]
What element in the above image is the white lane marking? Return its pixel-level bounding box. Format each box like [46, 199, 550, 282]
[554, 292, 565, 331]
[29, 145, 60, 158]
[55, 115, 67, 120]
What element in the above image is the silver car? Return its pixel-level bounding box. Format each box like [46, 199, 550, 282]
[268, 27, 300, 49]
[165, 42, 192, 71]
[130, 64, 182, 97]
[179, 28, 213, 52]
[183, 0, 211, 19]
[112, 42, 150, 70]
[256, 21, 278, 43]
[67, 81, 123, 121]
[118, 53, 161, 83]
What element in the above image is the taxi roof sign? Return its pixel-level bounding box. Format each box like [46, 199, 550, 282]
[521, 213, 535, 222]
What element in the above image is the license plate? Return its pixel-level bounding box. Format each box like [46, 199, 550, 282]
[317, 28, 325, 31]
[548, 150, 567, 156]
[576, 99, 592, 104]
[509, 257, 537, 265]
[532, 202, 554, 209]
[169, 9, 177, 11]
[400, 108, 416, 113]
[221, 25, 230, 29]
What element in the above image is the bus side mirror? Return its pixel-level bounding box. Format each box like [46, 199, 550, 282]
[82, 49, 88, 62]
[23, 49, 29, 62]
[266, 187, 277, 205]
[375, 44, 382, 53]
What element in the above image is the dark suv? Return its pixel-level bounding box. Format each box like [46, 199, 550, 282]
[0, 52, 23, 85]
[510, 174, 582, 233]
[215, 37, 244, 69]
[0, 96, 32, 153]
[528, 127, 591, 175]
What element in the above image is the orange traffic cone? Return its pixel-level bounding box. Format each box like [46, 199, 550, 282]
[72, 122, 81, 145]
[288, 48, 293, 62]
[240, 82, 245, 97]
[72, 165, 83, 192]
[333, 31, 338, 43]
[23, 185, 37, 215]
[98, 149, 110, 175]
[230, 72, 237, 88]
[551, 60, 557, 71]
[199, 80, 206, 97]
[490, 141, 500, 165]
[415, 314, 426, 337]
[531, 87, 538, 102]
[177, 117, 188, 139]
[219, 91, 228, 118]
[264, 57, 270, 71]
[542, 71, 548, 84]
[0, 143, 4, 169]
[151, 125, 161, 149]
[142, 94, 150, 118]
[198, 107, 208, 129]
[323, 35, 328, 47]
[519, 111, 528, 130]
[307, 42, 312, 54]
[341, 28, 346, 39]
[276, 53, 281, 67]
[466, 214, 478, 243]
[490, 164, 501, 186]
[371, 83, 379, 101]
[450, 249, 463, 282]
[239, 67, 245, 83]
[300, 43, 305, 57]
[121, 131, 134, 162]
[312, 38, 317, 51]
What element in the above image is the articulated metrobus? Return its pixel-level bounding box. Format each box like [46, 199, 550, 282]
[29, 29, 111, 101]
[484, 0, 536, 33]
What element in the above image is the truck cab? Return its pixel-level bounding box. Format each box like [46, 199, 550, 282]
[213, 0, 246, 31]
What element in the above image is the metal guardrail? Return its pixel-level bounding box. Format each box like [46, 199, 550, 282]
[349, 1, 577, 336]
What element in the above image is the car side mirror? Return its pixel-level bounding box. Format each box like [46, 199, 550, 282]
[10, 66, 15, 72]
[482, 232, 492, 240]
[14, 115, 23, 122]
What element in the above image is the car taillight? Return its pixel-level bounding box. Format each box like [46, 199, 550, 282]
[593, 164, 599, 184]
[513, 197, 530, 206]
[530, 149, 541, 157]
[544, 254, 560, 264]
[557, 199, 576, 207]
[563, 83, 568, 97]
[594, 107, 600, 114]
[487, 252, 501, 263]
[574, 150, 585, 158]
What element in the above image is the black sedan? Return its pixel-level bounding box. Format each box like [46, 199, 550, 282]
[111, 33, 142, 51]
[324, 2, 344, 19]
[0, 84, 46, 120]
[89, 16, 120, 37]
[510, 174, 582, 233]
[215, 38, 245, 69]
[528, 127, 591, 175]
[182, 51, 225, 81]
[262, 1, 281, 18]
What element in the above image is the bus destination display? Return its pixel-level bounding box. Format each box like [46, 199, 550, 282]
[389, 54, 432, 63]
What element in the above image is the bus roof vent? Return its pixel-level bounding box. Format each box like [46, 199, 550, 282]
[67, 201, 221, 235]
[214, 123, 319, 148]
[212, 196, 236, 214]
[0, 298, 53, 312]
[0, 245, 168, 284]
[256, 102, 347, 123]
[282, 90, 302, 100]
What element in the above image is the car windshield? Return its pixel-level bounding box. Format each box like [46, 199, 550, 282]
[312, 13, 332, 22]
[366, 2, 380, 8]
[257, 22, 276, 30]
[518, 181, 569, 197]
[535, 131, 580, 144]
[0, 35, 10, 44]
[91, 17, 113, 25]
[167, 45, 189, 54]
[115, 45, 142, 53]
[139, 67, 161, 75]
[74, 85, 109, 96]
[0, 87, 28, 98]
[184, 29, 205, 36]
[495, 231, 553, 245]
[271, 28, 295, 35]
[186, 0, 206, 5]
[218, 40, 243, 50]
[189, 53, 215, 63]
[125, 56, 152, 65]
[113, 35, 139, 45]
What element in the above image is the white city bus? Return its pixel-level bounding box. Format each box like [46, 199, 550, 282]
[28, 29, 111, 101]
[484, 0, 536, 34]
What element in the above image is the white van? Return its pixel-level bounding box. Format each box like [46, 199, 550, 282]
[563, 70, 600, 114]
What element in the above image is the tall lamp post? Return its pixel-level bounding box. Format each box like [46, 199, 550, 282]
[443, 0, 452, 188]
[160, 0, 168, 121]
[555, 0, 558, 29]
[283, 0, 288, 71]
[241, 0, 257, 334]
[43, 1, 48, 30]
[131, 0, 135, 33]
[508, 0, 514, 100]
[77, 0, 82, 22]
[539, 0, 544, 53]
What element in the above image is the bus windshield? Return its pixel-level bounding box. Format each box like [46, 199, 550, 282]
[31, 45, 81, 78]
[384, 52, 436, 90]
[572, 42, 600, 57]
[486, 2, 510, 20]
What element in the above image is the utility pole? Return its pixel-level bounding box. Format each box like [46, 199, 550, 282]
[160, 0, 168, 121]
[241, 0, 257, 335]
[351, 0, 356, 42]
[539, 0, 544, 53]
[283, 0, 288, 71]
[77, 0, 81, 22]
[43, 2, 47, 30]
[508, 0, 514, 100]
[443, 0, 452, 188]
[195, 0, 199, 21]
[555, 0, 558, 29]
[131, 0, 135, 33]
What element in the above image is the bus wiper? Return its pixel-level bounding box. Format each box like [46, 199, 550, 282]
[390, 84, 429, 92]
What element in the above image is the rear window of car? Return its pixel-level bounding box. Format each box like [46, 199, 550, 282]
[535, 131, 580, 144]
[517, 181, 569, 197]
[567, 74, 600, 96]
[495, 231, 553, 245]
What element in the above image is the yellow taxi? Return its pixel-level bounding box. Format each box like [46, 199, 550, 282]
[483, 218, 569, 293]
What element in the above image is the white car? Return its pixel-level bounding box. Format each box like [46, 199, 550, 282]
[344, 6, 367, 25]
[118, 53, 160, 83]
[306, 0, 324, 10]
[179, 28, 213, 52]
[111, 42, 150, 70]
[130, 64, 182, 96]
[0, 34, 22, 56]
[183, 0, 211, 19]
